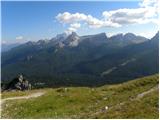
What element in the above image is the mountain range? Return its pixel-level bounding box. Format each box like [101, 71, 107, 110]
[1, 43, 21, 52]
[1, 32, 159, 87]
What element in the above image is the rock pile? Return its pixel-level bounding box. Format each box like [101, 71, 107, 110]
[4, 74, 31, 91]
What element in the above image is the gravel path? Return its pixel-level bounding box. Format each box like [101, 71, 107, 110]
[1, 91, 45, 112]
[135, 85, 158, 99]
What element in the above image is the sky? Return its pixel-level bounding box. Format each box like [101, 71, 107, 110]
[1, 0, 159, 44]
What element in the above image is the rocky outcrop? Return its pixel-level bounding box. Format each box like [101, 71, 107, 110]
[4, 74, 31, 91]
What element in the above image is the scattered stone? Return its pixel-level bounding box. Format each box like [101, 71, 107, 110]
[91, 88, 95, 91]
[98, 106, 109, 113]
[103, 97, 108, 100]
[105, 106, 109, 110]
[56, 88, 68, 93]
[64, 88, 68, 92]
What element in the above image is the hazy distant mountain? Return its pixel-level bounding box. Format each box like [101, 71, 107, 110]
[108, 33, 148, 47]
[1, 43, 21, 52]
[1, 32, 158, 87]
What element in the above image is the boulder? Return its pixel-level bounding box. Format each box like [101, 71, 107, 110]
[4, 74, 31, 91]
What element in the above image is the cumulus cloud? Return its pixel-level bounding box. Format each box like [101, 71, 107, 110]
[65, 23, 81, 34]
[86, 15, 121, 28]
[56, 12, 87, 23]
[56, 12, 121, 29]
[56, 0, 158, 31]
[139, 0, 158, 8]
[103, 0, 158, 25]
[16, 36, 23, 40]
[70, 23, 81, 29]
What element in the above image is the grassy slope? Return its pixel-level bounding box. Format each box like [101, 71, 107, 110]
[1, 74, 159, 119]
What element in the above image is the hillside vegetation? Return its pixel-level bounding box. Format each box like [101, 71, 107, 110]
[1, 74, 159, 119]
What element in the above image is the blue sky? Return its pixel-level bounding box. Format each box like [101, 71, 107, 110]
[1, 1, 158, 44]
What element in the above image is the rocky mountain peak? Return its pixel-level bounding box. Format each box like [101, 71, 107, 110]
[109, 33, 123, 40]
[124, 33, 137, 39]
[67, 32, 79, 39]
[37, 39, 49, 45]
[150, 31, 159, 44]
[55, 32, 68, 40]
[65, 32, 80, 47]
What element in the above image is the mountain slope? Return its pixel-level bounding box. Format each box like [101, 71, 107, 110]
[67, 32, 159, 84]
[1, 74, 159, 119]
[108, 33, 148, 47]
[1, 43, 21, 52]
[1, 32, 157, 87]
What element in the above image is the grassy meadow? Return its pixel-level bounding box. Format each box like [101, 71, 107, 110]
[1, 74, 159, 119]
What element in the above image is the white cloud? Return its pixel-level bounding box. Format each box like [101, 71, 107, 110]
[16, 36, 23, 40]
[102, 0, 158, 25]
[85, 15, 121, 28]
[56, 12, 87, 23]
[70, 23, 81, 29]
[56, 12, 121, 29]
[66, 27, 76, 33]
[56, 0, 158, 31]
[65, 23, 81, 34]
[139, 0, 158, 8]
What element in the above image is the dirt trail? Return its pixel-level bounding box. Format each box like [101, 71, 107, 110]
[113, 85, 159, 107]
[135, 85, 158, 99]
[1, 91, 45, 111]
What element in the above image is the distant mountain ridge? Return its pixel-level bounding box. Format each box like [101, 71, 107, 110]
[2, 32, 148, 52]
[1, 43, 21, 52]
[1, 32, 158, 87]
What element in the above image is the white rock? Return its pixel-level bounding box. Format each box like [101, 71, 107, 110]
[103, 97, 107, 100]
[105, 106, 109, 110]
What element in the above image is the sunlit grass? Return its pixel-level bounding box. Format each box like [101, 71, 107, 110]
[1, 74, 159, 119]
